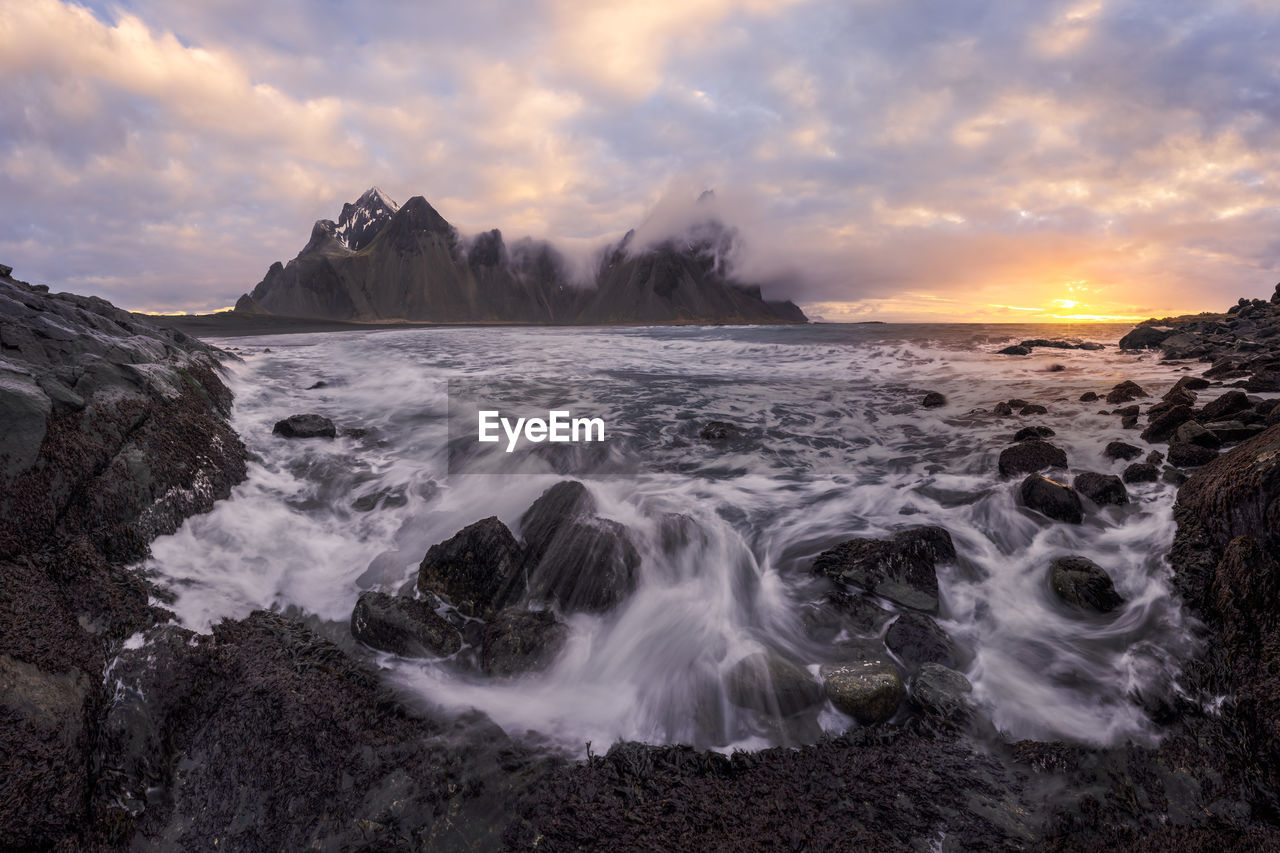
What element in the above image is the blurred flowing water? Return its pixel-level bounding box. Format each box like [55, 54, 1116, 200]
[142, 322, 1207, 753]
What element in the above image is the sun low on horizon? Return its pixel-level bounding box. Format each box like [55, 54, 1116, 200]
[2, 0, 1278, 320]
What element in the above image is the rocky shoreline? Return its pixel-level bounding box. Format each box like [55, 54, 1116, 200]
[3, 265, 1280, 850]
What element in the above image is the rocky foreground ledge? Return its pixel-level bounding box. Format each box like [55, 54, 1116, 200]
[4, 266, 1280, 851]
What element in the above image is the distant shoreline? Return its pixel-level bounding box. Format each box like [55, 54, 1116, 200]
[141, 310, 1135, 339]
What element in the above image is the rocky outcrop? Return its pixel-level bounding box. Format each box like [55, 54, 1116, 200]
[812, 526, 955, 613]
[0, 266, 247, 849]
[235, 188, 806, 326]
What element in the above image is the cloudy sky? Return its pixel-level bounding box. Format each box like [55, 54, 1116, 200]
[1, 0, 1277, 321]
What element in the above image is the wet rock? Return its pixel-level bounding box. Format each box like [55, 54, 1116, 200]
[993, 401, 1013, 416]
[306, 380, 328, 389]
[1013, 425, 1055, 441]
[1200, 390, 1251, 422]
[1173, 421, 1222, 449]
[1019, 474, 1083, 524]
[417, 516, 524, 619]
[1245, 371, 1280, 392]
[1113, 404, 1140, 418]
[1141, 404, 1193, 443]
[1123, 462, 1159, 484]
[519, 480, 596, 561]
[1104, 441, 1142, 461]
[272, 413, 337, 439]
[1073, 472, 1129, 506]
[1106, 380, 1149, 404]
[1163, 467, 1189, 485]
[1210, 421, 1265, 444]
[910, 663, 972, 719]
[997, 345, 1031, 355]
[1162, 386, 1197, 407]
[1047, 363, 1066, 372]
[526, 516, 640, 613]
[698, 420, 741, 441]
[350, 591, 462, 657]
[480, 609, 569, 677]
[1119, 326, 1173, 349]
[1020, 404, 1048, 415]
[820, 591, 895, 636]
[885, 612, 960, 670]
[820, 660, 904, 724]
[921, 391, 946, 408]
[1147, 450, 1165, 465]
[1079, 391, 1099, 402]
[1169, 442, 1219, 468]
[1172, 376, 1211, 392]
[812, 526, 955, 613]
[727, 653, 825, 717]
[0, 374, 52, 477]
[1121, 414, 1139, 429]
[997, 439, 1067, 477]
[1049, 556, 1124, 613]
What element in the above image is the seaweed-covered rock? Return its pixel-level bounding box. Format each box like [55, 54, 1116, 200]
[480, 609, 569, 677]
[1073, 472, 1129, 506]
[1048, 556, 1124, 613]
[726, 653, 825, 717]
[812, 527, 955, 613]
[272, 413, 336, 439]
[820, 660, 904, 724]
[1019, 475, 1083, 524]
[417, 517, 524, 619]
[350, 591, 461, 657]
[997, 440, 1067, 477]
[1169, 442, 1220, 468]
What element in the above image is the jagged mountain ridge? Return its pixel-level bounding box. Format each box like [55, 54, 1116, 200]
[234, 188, 806, 325]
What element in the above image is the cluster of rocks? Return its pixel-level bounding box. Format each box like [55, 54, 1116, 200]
[997, 338, 1106, 356]
[349, 481, 637, 677]
[1120, 282, 1280, 390]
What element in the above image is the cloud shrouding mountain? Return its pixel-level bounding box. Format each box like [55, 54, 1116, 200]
[1, 0, 1277, 320]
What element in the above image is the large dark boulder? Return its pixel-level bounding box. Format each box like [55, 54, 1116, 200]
[526, 516, 640, 613]
[910, 663, 973, 720]
[726, 653, 825, 717]
[272, 413, 336, 439]
[1073, 472, 1129, 506]
[1118, 326, 1172, 349]
[812, 526, 955, 613]
[885, 612, 960, 670]
[1141, 404, 1194, 443]
[1104, 441, 1142, 461]
[1105, 380, 1149, 404]
[417, 517, 524, 619]
[519, 480, 596, 561]
[1048, 556, 1124, 613]
[921, 391, 946, 408]
[1173, 421, 1222, 449]
[1019, 475, 1083, 524]
[997, 440, 1067, 477]
[350, 591, 462, 657]
[481, 609, 569, 677]
[1200, 390, 1251, 422]
[1123, 462, 1159, 483]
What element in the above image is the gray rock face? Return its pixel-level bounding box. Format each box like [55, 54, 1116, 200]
[726, 653, 825, 717]
[480, 609, 569, 677]
[997, 440, 1067, 477]
[351, 591, 462, 657]
[1073, 472, 1129, 506]
[812, 526, 955, 613]
[416, 517, 524, 619]
[1020, 475, 1083, 524]
[1049, 556, 1124, 613]
[272, 413, 337, 439]
[910, 663, 973, 719]
[235, 188, 806, 326]
[820, 660, 905, 724]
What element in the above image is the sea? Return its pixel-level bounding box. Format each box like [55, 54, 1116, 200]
[141, 322, 1209, 754]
